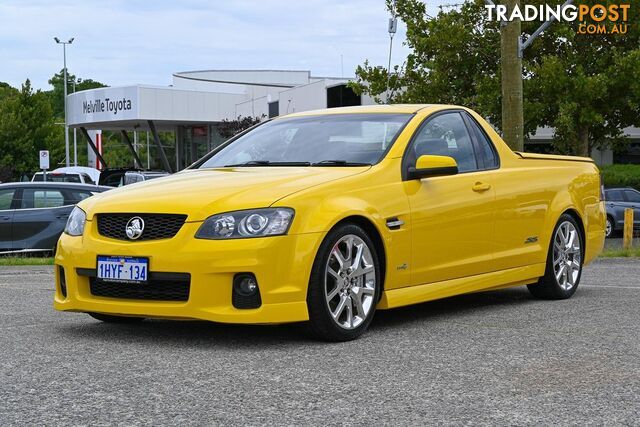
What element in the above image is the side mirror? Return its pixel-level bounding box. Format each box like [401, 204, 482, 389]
[407, 155, 458, 180]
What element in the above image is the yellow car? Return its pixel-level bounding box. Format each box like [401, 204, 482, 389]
[54, 105, 605, 341]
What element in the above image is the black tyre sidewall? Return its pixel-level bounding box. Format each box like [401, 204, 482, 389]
[306, 224, 381, 341]
[605, 216, 614, 238]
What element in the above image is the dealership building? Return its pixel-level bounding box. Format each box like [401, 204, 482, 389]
[67, 69, 640, 171]
[67, 70, 371, 171]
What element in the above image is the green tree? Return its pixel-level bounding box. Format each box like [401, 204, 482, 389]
[351, 0, 640, 156]
[0, 80, 62, 181]
[48, 69, 107, 118]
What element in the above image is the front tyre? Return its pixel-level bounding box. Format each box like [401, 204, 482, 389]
[88, 312, 145, 323]
[307, 224, 380, 341]
[528, 214, 583, 300]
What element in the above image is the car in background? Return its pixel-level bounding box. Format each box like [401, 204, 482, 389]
[604, 187, 640, 237]
[98, 169, 169, 187]
[32, 166, 100, 185]
[0, 182, 111, 254]
[123, 170, 169, 185]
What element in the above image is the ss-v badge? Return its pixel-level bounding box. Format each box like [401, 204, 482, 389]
[524, 236, 538, 244]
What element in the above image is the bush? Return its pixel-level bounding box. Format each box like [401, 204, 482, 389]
[600, 164, 640, 190]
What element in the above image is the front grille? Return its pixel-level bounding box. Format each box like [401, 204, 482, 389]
[96, 213, 187, 241]
[89, 276, 190, 301]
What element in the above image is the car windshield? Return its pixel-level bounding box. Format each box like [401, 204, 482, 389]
[198, 113, 412, 168]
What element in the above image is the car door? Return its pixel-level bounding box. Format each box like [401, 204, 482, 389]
[0, 188, 17, 251]
[403, 111, 497, 285]
[12, 187, 72, 251]
[622, 189, 640, 227]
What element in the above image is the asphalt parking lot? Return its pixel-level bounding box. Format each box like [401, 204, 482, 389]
[1, 259, 639, 425]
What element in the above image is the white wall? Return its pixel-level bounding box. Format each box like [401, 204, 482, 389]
[278, 80, 328, 115]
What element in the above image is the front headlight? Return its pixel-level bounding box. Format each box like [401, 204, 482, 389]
[196, 208, 294, 240]
[64, 206, 86, 236]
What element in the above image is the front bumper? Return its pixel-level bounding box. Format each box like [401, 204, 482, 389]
[54, 220, 323, 324]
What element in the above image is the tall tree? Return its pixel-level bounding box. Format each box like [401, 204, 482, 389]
[0, 80, 62, 181]
[48, 69, 106, 118]
[351, 0, 640, 156]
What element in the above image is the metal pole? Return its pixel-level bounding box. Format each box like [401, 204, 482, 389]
[72, 80, 77, 166]
[63, 43, 69, 167]
[147, 120, 172, 173]
[147, 132, 150, 170]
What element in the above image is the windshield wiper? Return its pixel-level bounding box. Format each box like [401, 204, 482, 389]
[224, 160, 311, 167]
[311, 160, 372, 166]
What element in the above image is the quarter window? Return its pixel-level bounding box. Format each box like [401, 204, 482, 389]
[624, 190, 640, 203]
[466, 116, 499, 169]
[412, 112, 478, 172]
[0, 189, 15, 210]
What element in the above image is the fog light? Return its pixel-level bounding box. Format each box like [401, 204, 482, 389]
[238, 276, 257, 295]
[232, 273, 261, 309]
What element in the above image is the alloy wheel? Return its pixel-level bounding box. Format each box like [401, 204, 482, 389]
[605, 218, 612, 237]
[324, 234, 376, 330]
[552, 221, 582, 291]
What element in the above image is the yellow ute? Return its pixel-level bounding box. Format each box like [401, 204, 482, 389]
[54, 105, 605, 341]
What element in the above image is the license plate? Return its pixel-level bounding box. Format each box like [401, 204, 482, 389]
[97, 256, 148, 283]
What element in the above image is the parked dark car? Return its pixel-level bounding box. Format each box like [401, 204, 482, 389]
[0, 182, 111, 254]
[604, 187, 640, 237]
[98, 168, 169, 187]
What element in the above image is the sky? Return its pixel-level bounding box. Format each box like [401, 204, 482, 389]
[0, 0, 455, 91]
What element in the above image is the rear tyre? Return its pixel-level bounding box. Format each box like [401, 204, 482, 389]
[88, 312, 145, 324]
[528, 214, 583, 300]
[307, 224, 381, 342]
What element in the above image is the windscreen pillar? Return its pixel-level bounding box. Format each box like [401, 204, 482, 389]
[120, 130, 144, 169]
[147, 120, 173, 173]
[79, 127, 108, 169]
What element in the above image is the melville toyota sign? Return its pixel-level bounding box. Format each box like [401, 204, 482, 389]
[67, 86, 139, 125]
[83, 97, 133, 115]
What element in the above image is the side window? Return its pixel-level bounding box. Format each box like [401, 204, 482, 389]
[81, 174, 95, 185]
[68, 191, 93, 202]
[605, 190, 623, 201]
[0, 189, 15, 210]
[20, 189, 66, 209]
[466, 115, 499, 169]
[412, 112, 478, 172]
[624, 190, 640, 203]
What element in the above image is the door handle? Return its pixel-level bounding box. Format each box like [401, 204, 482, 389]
[472, 182, 491, 192]
[0, 216, 10, 221]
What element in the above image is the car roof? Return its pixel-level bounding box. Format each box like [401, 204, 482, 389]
[279, 104, 463, 118]
[605, 187, 638, 191]
[51, 166, 101, 181]
[0, 182, 111, 192]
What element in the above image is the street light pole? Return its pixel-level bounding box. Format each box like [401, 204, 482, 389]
[54, 37, 74, 167]
[72, 78, 77, 166]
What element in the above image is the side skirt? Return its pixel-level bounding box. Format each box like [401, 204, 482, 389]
[378, 263, 546, 310]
